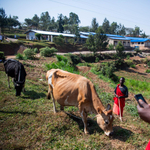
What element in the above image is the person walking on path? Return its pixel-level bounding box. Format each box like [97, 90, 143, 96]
[113, 77, 128, 121]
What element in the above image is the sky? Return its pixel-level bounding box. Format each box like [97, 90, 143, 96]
[1, 0, 150, 35]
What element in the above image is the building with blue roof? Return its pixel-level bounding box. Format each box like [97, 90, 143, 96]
[25, 30, 150, 50]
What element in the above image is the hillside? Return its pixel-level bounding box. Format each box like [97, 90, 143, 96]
[0, 54, 150, 149]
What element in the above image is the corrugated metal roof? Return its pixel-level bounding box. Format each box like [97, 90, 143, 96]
[106, 34, 124, 38]
[25, 30, 88, 39]
[108, 37, 130, 41]
[125, 37, 150, 42]
[130, 39, 150, 42]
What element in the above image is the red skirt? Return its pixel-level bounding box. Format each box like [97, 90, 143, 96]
[113, 102, 124, 117]
[145, 140, 150, 150]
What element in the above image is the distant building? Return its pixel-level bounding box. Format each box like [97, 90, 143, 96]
[25, 30, 150, 50]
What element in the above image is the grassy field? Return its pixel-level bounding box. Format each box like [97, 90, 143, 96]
[0, 55, 150, 150]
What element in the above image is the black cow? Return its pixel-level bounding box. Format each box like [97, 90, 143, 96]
[3, 59, 27, 96]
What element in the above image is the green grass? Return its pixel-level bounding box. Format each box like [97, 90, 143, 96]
[0, 59, 150, 149]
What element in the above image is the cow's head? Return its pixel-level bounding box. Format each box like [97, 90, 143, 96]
[96, 104, 114, 136]
[14, 82, 25, 96]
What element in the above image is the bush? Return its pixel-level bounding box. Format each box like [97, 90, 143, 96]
[92, 62, 116, 78]
[115, 41, 125, 59]
[53, 35, 65, 46]
[40, 47, 57, 57]
[147, 61, 150, 67]
[16, 53, 24, 60]
[0, 51, 4, 59]
[35, 33, 42, 40]
[34, 48, 38, 53]
[95, 57, 99, 63]
[146, 69, 150, 73]
[126, 55, 130, 60]
[68, 38, 75, 45]
[108, 44, 114, 50]
[44, 55, 78, 73]
[65, 54, 81, 65]
[23, 48, 35, 59]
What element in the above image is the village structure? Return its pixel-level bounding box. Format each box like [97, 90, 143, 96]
[25, 29, 150, 50]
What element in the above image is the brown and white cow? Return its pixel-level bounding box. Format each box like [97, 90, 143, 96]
[46, 69, 114, 136]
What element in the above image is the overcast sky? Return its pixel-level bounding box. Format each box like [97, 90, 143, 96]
[1, 0, 150, 35]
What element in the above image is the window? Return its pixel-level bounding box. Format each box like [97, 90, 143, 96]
[141, 42, 144, 44]
[138, 42, 140, 44]
[114, 41, 118, 45]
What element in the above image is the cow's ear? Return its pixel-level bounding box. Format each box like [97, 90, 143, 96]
[106, 104, 111, 111]
[97, 107, 102, 114]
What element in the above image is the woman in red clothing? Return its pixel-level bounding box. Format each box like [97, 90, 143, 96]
[113, 77, 128, 120]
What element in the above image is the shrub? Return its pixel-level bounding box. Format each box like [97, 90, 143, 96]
[16, 53, 24, 60]
[44, 55, 78, 73]
[23, 48, 35, 59]
[34, 48, 38, 53]
[0, 51, 4, 59]
[147, 61, 150, 67]
[108, 44, 114, 50]
[95, 57, 99, 63]
[126, 55, 130, 60]
[65, 54, 81, 65]
[53, 35, 65, 46]
[92, 62, 116, 78]
[68, 38, 75, 45]
[115, 41, 125, 59]
[40, 47, 57, 57]
[146, 69, 150, 73]
[35, 33, 42, 40]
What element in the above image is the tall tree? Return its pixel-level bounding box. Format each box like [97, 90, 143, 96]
[90, 18, 99, 32]
[32, 14, 39, 29]
[0, 8, 7, 33]
[69, 12, 80, 25]
[40, 11, 51, 30]
[141, 32, 147, 38]
[132, 26, 142, 37]
[24, 18, 33, 27]
[57, 14, 64, 33]
[63, 16, 69, 25]
[7, 15, 20, 30]
[102, 18, 110, 34]
[110, 22, 118, 34]
[117, 24, 126, 36]
[47, 17, 57, 31]
[79, 26, 90, 32]
[85, 27, 108, 56]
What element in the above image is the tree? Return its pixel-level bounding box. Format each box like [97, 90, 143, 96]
[90, 18, 99, 32]
[24, 18, 33, 27]
[117, 24, 126, 36]
[115, 41, 125, 59]
[35, 33, 42, 40]
[79, 26, 90, 32]
[110, 22, 118, 34]
[85, 27, 108, 56]
[0, 8, 7, 33]
[40, 11, 51, 30]
[8, 16, 20, 29]
[32, 14, 39, 29]
[69, 12, 80, 25]
[57, 14, 64, 33]
[141, 32, 147, 38]
[102, 18, 110, 34]
[132, 26, 142, 37]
